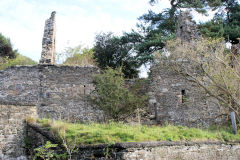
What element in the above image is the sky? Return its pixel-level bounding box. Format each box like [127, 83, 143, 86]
[0, 0, 168, 61]
[0, 0, 213, 77]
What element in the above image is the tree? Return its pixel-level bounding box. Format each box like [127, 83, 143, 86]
[199, 16, 225, 39]
[60, 45, 96, 66]
[120, 0, 227, 66]
[0, 33, 17, 59]
[158, 38, 240, 119]
[0, 54, 37, 70]
[0, 33, 37, 70]
[93, 32, 140, 78]
[91, 67, 147, 121]
[200, 1, 240, 44]
[223, 3, 240, 44]
[57, 45, 96, 66]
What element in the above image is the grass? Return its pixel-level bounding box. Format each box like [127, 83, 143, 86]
[34, 119, 240, 145]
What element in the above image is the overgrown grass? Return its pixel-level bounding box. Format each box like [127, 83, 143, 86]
[35, 119, 240, 145]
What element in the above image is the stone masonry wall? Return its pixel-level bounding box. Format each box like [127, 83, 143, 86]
[27, 123, 240, 160]
[0, 105, 36, 160]
[148, 62, 228, 128]
[0, 65, 104, 122]
[77, 142, 240, 160]
[0, 66, 39, 106]
[0, 65, 104, 159]
[37, 65, 104, 122]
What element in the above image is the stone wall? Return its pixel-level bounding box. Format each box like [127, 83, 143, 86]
[0, 65, 104, 159]
[0, 105, 36, 160]
[0, 66, 39, 106]
[75, 142, 240, 160]
[37, 65, 104, 122]
[0, 65, 104, 122]
[148, 62, 228, 128]
[26, 123, 240, 160]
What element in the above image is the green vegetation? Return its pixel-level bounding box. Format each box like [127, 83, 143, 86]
[92, 0, 240, 78]
[0, 32, 37, 70]
[58, 45, 96, 66]
[0, 33, 17, 59]
[36, 119, 240, 145]
[162, 38, 240, 119]
[200, 2, 240, 43]
[93, 32, 139, 78]
[91, 67, 147, 121]
[34, 141, 67, 160]
[0, 54, 37, 70]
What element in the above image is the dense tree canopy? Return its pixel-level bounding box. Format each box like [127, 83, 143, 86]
[93, 32, 140, 78]
[223, 3, 240, 44]
[0, 33, 17, 59]
[92, 0, 240, 78]
[120, 0, 231, 65]
[200, 1, 240, 44]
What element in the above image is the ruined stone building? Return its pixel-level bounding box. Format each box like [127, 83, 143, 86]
[0, 11, 231, 159]
[0, 12, 103, 159]
[148, 11, 228, 128]
[176, 10, 200, 42]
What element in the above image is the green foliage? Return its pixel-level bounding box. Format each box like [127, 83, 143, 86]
[223, 3, 240, 44]
[37, 119, 240, 145]
[200, 1, 240, 43]
[123, 8, 177, 64]
[92, 0, 237, 73]
[59, 45, 96, 66]
[34, 141, 67, 160]
[0, 54, 37, 70]
[0, 33, 17, 59]
[200, 17, 225, 38]
[0, 33, 36, 69]
[93, 32, 140, 78]
[91, 67, 147, 121]
[118, 0, 227, 67]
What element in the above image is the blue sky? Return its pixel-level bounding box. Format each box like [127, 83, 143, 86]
[0, 0, 171, 62]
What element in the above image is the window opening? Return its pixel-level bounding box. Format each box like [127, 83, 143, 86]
[181, 89, 186, 103]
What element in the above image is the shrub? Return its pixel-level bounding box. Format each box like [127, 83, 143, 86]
[0, 54, 37, 70]
[57, 45, 96, 66]
[91, 67, 147, 121]
[0, 33, 17, 59]
[33, 141, 67, 160]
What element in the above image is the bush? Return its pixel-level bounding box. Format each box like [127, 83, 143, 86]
[0, 54, 37, 70]
[91, 67, 147, 121]
[0, 33, 17, 59]
[57, 45, 96, 66]
[34, 141, 67, 160]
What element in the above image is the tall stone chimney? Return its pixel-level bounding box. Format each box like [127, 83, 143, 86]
[39, 11, 56, 64]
